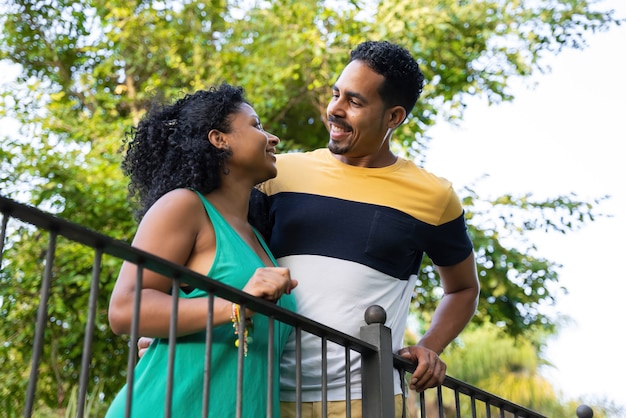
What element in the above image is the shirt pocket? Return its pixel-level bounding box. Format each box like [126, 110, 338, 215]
[364, 211, 422, 278]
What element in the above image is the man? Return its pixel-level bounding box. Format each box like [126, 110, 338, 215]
[257, 40, 480, 417]
[139, 41, 479, 417]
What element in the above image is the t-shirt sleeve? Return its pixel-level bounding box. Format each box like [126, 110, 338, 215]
[425, 211, 473, 267]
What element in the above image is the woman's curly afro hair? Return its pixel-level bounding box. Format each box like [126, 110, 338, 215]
[122, 83, 248, 221]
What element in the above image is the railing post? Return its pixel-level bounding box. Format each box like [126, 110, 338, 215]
[360, 305, 395, 418]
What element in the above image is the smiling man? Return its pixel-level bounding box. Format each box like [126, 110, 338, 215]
[256, 41, 481, 418]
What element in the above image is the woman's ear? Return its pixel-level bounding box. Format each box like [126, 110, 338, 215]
[208, 129, 229, 150]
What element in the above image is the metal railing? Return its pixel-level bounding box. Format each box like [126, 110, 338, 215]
[0, 195, 592, 417]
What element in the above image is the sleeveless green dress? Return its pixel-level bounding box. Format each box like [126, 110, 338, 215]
[106, 191, 296, 417]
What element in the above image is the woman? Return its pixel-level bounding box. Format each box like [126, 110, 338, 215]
[105, 84, 297, 417]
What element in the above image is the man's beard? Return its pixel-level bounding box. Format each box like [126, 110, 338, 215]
[328, 138, 348, 155]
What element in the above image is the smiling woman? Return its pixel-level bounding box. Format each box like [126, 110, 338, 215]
[105, 84, 297, 418]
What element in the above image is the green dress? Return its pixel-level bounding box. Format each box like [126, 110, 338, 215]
[106, 191, 296, 417]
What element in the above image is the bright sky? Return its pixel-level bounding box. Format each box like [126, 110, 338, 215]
[424, 0, 626, 412]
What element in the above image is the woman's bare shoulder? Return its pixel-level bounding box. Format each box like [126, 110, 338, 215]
[140, 188, 206, 229]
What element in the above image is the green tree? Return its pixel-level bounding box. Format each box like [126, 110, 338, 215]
[0, 0, 622, 413]
[436, 324, 620, 417]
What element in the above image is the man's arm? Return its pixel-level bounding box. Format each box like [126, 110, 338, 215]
[398, 252, 479, 391]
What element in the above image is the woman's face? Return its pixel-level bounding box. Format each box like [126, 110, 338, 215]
[224, 103, 280, 184]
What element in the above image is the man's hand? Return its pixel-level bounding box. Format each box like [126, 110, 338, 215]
[137, 336, 154, 359]
[397, 346, 447, 392]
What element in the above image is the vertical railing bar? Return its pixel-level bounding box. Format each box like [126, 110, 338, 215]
[295, 326, 302, 418]
[202, 293, 215, 417]
[345, 347, 351, 418]
[437, 385, 444, 418]
[454, 389, 461, 418]
[235, 302, 247, 418]
[24, 231, 57, 417]
[124, 263, 144, 418]
[485, 400, 491, 418]
[266, 315, 275, 418]
[399, 370, 407, 418]
[0, 210, 9, 265]
[76, 248, 103, 418]
[500, 407, 505, 418]
[164, 279, 180, 418]
[321, 336, 328, 417]
[419, 390, 426, 418]
[471, 394, 477, 418]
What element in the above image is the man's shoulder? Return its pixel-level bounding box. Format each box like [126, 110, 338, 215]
[274, 149, 329, 178]
[397, 157, 454, 191]
[260, 149, 327, 194]
[276, 148, 327, 163]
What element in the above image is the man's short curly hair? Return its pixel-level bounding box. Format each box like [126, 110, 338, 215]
[122, 83, 247, 221]
[349, 41, 424, 120]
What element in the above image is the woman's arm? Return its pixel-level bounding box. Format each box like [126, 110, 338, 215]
[108, 189, 223, 337]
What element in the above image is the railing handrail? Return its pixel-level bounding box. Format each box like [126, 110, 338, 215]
[1, 194, 555, 417]
[394, 355, 548, 417]
[0, 194, 377, 354]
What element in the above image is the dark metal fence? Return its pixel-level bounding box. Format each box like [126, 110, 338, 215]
[0, 195, 589, 417]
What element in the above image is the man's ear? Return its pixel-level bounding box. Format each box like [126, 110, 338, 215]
[387, 105, 407, 130]
[208, 129, 229, 150]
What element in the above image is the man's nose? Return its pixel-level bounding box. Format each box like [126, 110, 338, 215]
[327, 97, 345, 118]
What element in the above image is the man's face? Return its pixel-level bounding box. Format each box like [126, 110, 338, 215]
[326, 60, 390, 160]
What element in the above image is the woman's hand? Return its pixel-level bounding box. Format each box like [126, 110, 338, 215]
[136, 267, 297, 358]
[242, 267, 297, 303]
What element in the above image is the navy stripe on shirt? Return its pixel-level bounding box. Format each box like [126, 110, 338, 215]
[267, 192, 472, 279]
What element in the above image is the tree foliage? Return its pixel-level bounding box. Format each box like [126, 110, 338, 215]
[0, 0, 621, 412]
[438, 324, 620, 418]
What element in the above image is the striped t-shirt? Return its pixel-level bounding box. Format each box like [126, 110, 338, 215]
[257, 148, 473, 402]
